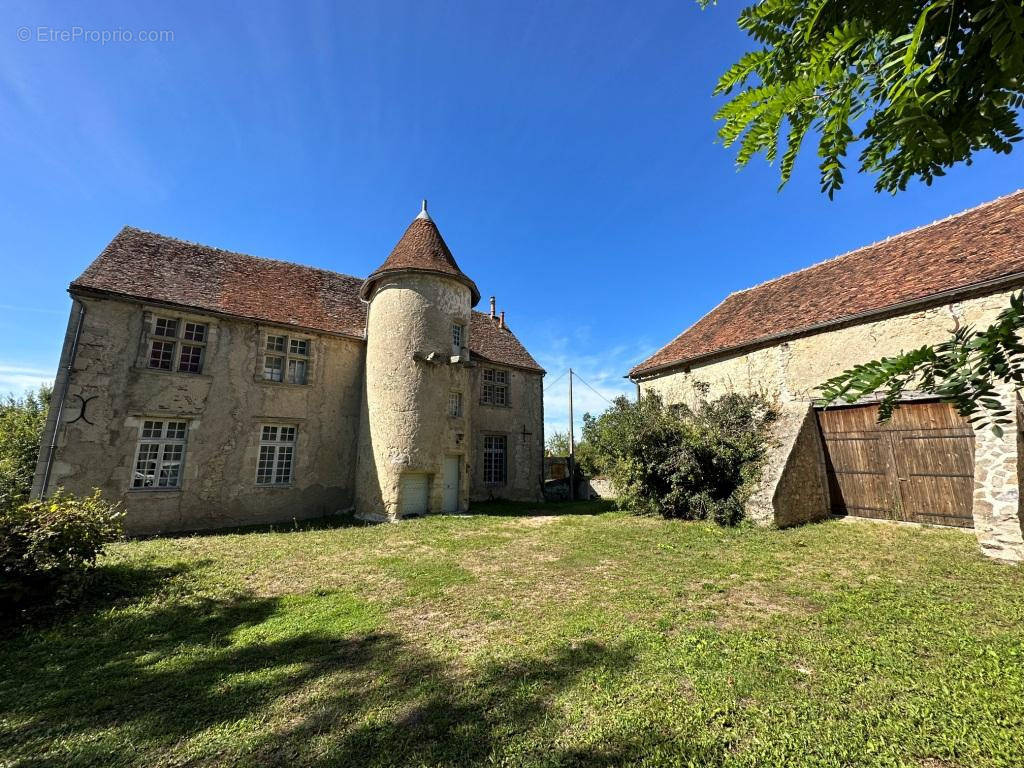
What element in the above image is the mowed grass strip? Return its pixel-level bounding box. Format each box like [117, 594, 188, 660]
[2, 501, 1023, 767]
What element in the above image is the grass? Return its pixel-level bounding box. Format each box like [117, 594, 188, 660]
[2, 500, 1024, 767]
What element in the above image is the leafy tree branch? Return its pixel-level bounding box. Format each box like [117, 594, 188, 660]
[703, 0, 1024, 196]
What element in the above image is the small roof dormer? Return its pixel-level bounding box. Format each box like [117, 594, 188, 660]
[359, 200, 481, 305]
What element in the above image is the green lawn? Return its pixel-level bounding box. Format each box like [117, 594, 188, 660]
[2, 502, 1023, 767]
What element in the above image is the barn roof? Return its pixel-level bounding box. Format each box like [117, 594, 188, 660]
[71, 225, 542, 373]
[630, 190, 1024, 379]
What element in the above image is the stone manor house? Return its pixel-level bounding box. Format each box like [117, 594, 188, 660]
[630, 190, 1024, 563]
[32, 204, 545, 535]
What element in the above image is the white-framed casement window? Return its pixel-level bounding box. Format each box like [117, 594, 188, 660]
[147, 316, 208, 374]
[132, 420, 188, 489]
[448, 391, 463, 418]
[483, 434, 507, 485]
[451, 323, 465, 355]
[256, 424, 297, 485]
[262, 334, 310, 385]
[481, 368, 509, 406]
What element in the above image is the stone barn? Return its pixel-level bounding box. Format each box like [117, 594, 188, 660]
[629, 191, 1024, 562]
[33, 203, 545, 535]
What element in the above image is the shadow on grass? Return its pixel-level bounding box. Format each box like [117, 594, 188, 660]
[0, 560, 202, 635]
[145, 512, 369, 541]
[468, 499, 618, 518]
[0, 572, 724, 767]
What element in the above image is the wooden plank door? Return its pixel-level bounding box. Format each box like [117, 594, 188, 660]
[816, 401, 975, 528]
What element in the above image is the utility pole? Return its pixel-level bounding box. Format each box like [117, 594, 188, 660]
[568, 368, 575, 501]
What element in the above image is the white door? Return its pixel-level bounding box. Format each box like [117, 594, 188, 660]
[442, 456, 460, 513]
[400, 473, 429, 516]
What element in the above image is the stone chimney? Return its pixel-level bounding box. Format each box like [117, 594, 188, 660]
[490, 296, 496, 318]
[499, 310, 505, 329]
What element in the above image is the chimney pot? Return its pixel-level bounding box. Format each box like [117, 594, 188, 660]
[489, 296, 496, 318]
[499, 310, 505, 329]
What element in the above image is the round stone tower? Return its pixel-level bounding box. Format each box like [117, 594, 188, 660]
[354, 202, 481, 520]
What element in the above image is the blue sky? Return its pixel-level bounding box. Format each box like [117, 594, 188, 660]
[2, 1, 1022, 440]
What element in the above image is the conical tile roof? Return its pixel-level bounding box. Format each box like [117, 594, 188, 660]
[360, 204, 480, 305]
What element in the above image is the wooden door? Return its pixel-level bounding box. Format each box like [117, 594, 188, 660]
[816, 401, 975, 528]
[442, 456, 460, 513]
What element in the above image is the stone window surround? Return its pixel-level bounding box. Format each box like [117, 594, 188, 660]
[255, 423, 298, 486]
[256, 327, 314, 387]
[136, 308, 217, 377]
[128, 416, 191, 492]
[451, 322, 465, 355]
[449, 391, 463, 418]
[482, 432, 508, 486]
[481, 367, 510, 408]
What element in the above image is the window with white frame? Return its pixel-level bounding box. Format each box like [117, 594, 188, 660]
[448, 391, 463, 418]
[256, 424, 296, 484]
[132, 420, 188, 489]
[451, 323, 464, 355]
[263, 334, 310, 384]
[483, 434, 507, 485]
[146, 315, 208, 374]
[481, 368, 508, 406]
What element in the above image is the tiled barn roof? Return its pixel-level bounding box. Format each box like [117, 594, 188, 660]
[360, 206, 481, 305]
[71, 226, 541, 373]
[630, 190, 1024, 379]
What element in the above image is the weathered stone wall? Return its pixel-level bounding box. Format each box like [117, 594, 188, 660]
[355, 274, 474, 520]
[639, 290, 1024, 559]
[34, 294, 365, 535]
[470, 364, 544, 502]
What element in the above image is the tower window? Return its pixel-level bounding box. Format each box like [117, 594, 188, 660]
[452, 323, 464, 355]
[449, 391, 463, 418]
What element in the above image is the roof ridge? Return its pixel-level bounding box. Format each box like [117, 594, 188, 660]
[629, 188, 1024, 378]
[726, 188, 1024, 298]
[118, 225, 364, 284]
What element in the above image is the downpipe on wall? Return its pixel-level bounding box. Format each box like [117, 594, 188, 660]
[38, 298, 86, 499]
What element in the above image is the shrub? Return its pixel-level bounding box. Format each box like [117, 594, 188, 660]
[582, 390, 776, 525]
[1, 488, 123, 614]
[0, 385, 51, 510]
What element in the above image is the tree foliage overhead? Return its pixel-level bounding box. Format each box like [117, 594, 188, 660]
[818, 292, 1024, 434]
[707, 0, 1024, 196]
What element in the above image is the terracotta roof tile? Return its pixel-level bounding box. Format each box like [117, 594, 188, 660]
[470, 313, 545, 373]
[71, 226, 539, 373]
[630, 190, 1024, 378]
[360, 215, 481, 305]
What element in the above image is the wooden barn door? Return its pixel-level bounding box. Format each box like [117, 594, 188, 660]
[816, 401, 975, 528]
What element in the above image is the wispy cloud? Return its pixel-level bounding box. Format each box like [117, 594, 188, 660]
[0, 363, 54, 398]
[534, 327, 658, 445]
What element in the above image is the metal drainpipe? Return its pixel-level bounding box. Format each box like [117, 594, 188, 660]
[38, 298, 86, 499]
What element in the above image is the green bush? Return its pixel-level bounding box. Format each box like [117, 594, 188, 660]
[1, 489, 123, 614]
[582, 389, 776, 525]
[0, 385, 51, 509]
